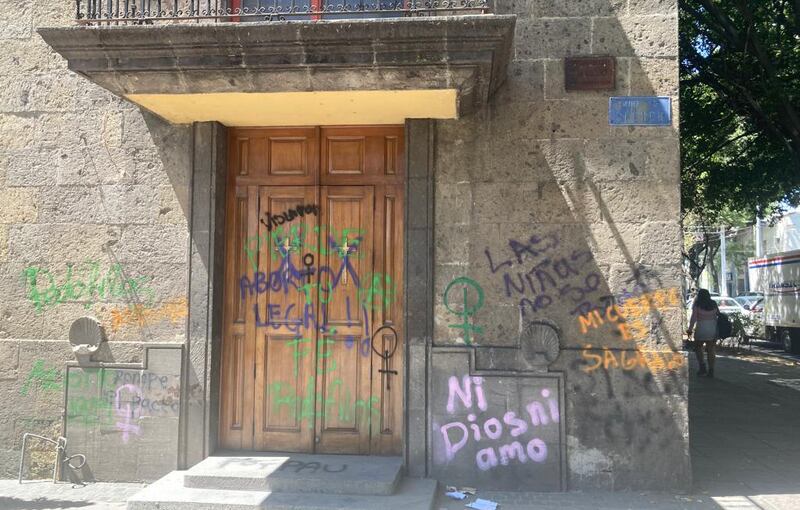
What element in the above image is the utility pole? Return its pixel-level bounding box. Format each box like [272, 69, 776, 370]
[719, 225, 728, 296]
[754, 215, 763, 257]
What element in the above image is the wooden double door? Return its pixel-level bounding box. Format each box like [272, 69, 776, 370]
[219, 127, 404, 455]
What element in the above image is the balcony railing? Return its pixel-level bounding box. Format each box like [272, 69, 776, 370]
[75, 0, 490, 24]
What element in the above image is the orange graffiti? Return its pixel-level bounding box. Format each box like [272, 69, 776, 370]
[577, 287, 681, 340]
[109, 298, 188, 332]
[580, 344, 684, 374]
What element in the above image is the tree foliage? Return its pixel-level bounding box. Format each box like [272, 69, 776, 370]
[682, 208, 752, 289]
[680, 0, 800, 221]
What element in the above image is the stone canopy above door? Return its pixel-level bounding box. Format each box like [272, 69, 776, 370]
[38, 15, 515, 125]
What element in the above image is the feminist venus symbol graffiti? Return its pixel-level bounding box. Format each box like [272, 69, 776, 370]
[444, 277, 484, 345]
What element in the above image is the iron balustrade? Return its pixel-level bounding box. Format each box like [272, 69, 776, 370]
[76, 0, 490, 24]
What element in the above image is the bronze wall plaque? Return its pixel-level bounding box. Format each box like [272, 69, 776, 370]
[564, 57, 616, 91]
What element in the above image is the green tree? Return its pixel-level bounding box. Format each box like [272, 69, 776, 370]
[680, 0, 800, 220]
[682, 208, 751, 289]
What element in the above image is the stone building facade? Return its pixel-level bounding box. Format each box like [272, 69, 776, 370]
[1, 0, 686, 493]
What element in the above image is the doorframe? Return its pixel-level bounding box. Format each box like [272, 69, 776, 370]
[180, 120, 435, 476]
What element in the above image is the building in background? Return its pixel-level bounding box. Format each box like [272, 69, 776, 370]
[1, 0, 685, 498]
[695, 212, 800, 298]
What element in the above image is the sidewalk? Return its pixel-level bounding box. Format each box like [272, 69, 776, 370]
[0, 479, 144, 509]
[687, 348, 800, 510]
[3, 349, 798, 510]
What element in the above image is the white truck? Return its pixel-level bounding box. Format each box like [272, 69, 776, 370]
[748, 249, 800, 353]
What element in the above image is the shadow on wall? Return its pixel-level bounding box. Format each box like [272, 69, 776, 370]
[433, 1, 685, 491]
[8, 105, 193, 345]
[90, 110, 191, 345]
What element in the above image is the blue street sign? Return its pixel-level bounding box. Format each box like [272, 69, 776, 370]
[609, 96, 672, 126]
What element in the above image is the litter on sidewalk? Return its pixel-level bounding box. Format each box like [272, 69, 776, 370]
[445, 490, 467, 500]
[466, 498, 498, 510]
[446, 485, 477, 495]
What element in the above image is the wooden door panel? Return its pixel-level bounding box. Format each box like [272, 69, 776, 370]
[315, 333, 372, 453]
[222, 126, 404, 456]
[220, 185, 259, 450]
[321, 127, 405, 185]
[326, 137, 364, 175]
[257, 332, 316, 450]
[315, 186, 374, 453]
[253, 186, 318, 452]
[231, 128, 318, 186]
[370, 184, 404, 454]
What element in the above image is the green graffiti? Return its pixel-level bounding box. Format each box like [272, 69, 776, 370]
[358, 272, 397, 308]
[21, 261, 156, 313]
[243, 225, 368, 272]
[66, 367, 116, 392]
[273, 329, 378, 429]
[20, 360, 63, 396]
[287, 337, 313, 377]
[443, 277, 485, 345]
[286, 335, 338, 377]
[299, 281, 334, 305]
[67, 396, 114, 427]
[269, 376, 379, 429]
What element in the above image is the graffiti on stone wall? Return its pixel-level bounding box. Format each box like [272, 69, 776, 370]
[20, 360, 63, 395]
[576, 287, 681, 341]
[438, 375, 559, 471]
[580, 346, 684, 374]
[443, 277, 484, 345]
[483, 231, 602, 318]
[109, 298, 188, 332]
[66, 366, 179, 442]
[20, 361, 181, 442]
[21, 261, 156, 313]
[576, 287, 684, 374]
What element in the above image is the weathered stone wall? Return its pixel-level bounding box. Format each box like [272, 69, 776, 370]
[1, 0, 686, 492]
[431, 0, 688, 490]
[0, 1, 191, 480]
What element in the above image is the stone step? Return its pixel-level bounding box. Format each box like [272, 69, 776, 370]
[128, 471, 268, 510]
[127, 471, 437, 510]
[182, 454, 403, 496]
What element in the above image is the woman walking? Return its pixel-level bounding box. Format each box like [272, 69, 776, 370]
[687, 289, 719, 377]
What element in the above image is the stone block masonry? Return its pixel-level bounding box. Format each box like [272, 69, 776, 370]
[0, 0, 685, 495]
[0, 0, 191, 480]
[433, 0, 685, 491]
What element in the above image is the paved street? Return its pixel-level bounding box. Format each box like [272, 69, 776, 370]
[2, 347, 799, 510]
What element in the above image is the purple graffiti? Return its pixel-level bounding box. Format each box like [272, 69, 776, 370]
[484, 230, 605, 319]
[253, 299, 372, 357]
[438, 381, 559, 471]
[446, 375, 487, 414]
[115, 384, 142, 443]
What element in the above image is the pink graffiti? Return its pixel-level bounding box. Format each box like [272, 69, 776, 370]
[441, 422, 469, 461]
[438, 385, 559, 471]
[446, 375, 487, 414]
[476, 438, 548, 471]
[115, 383, 142, 443]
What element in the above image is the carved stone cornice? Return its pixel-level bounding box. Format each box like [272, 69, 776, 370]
[38, 15, 515, 119]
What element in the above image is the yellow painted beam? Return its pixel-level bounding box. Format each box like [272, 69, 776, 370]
[126, 90, 459, 126]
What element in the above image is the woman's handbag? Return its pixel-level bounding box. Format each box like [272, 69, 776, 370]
[717, 312, 732, 339]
